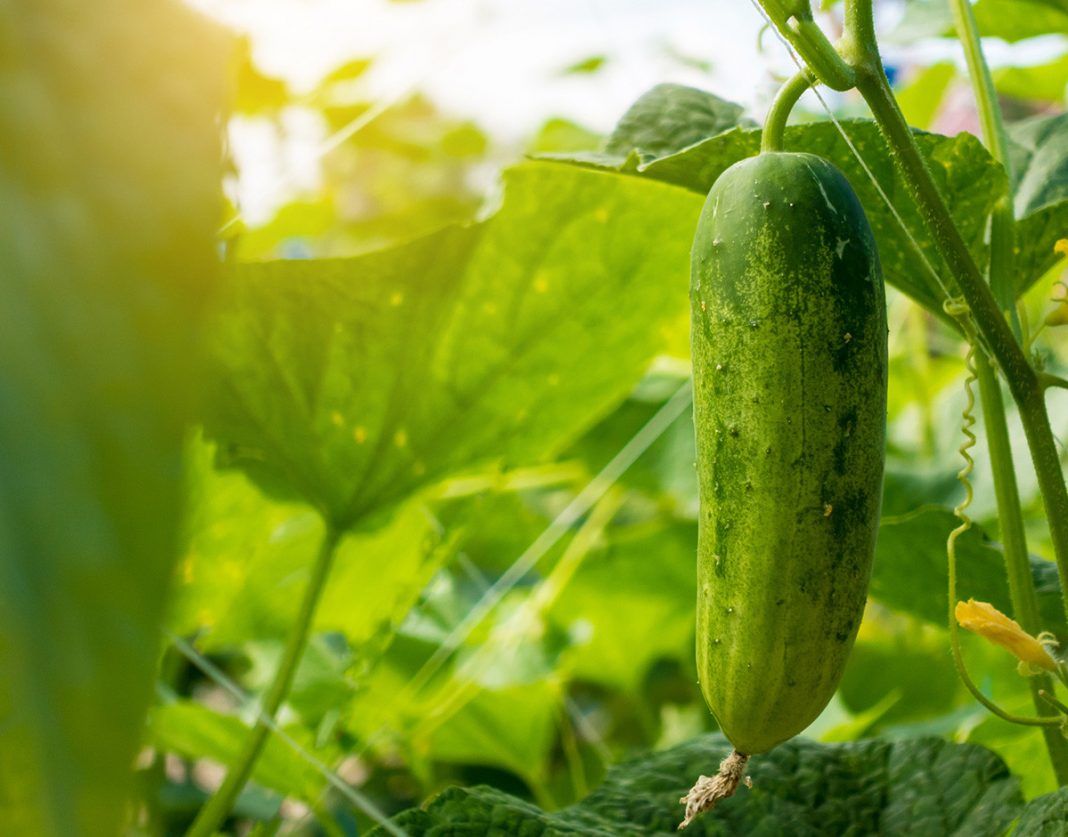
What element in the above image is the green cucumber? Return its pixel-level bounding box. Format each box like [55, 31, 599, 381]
[691, 151, 887, 756]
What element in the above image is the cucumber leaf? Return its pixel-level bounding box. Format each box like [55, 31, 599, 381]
[0, 4, 225, 834]
[1015, 788, 1068, 832]
[604, 83, 754, 161]
[367, 733, 1022, 835]
[203, 163, 701, 525]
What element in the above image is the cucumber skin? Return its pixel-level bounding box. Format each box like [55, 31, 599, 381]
[691, 152, 887, 756]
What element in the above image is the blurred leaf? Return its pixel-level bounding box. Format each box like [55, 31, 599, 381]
[566, 372, 697, 514]
[529, 118, 603, 155]
[368, 734, 1022, 835]
[148, 701, 332, 802]
[549, 524, 696, 690]
[560, 55, 607, 75]
[551, 106, 1006, 318]
[872, 507, 1066, 636]
[974, 0, 1068, 41]
[659, 43, 714, 74]
[884, 0, 953, 43]
[604, 84, 753, 161]
[204, 163, 701, 525]
[896, 62, 955, 131]
[320, 57, 374, 88]
[886, 0, 1068, 42]
[169, 437, 321, 647]
[232, 37, 290, 116]
[235, 200, 338, 261]
[424, 679, 561, 787]
[173, 438, 452, 660]
[841, 610, 960, 726]
[995, 54, 1068, 104]
[0, 4, 224, 834]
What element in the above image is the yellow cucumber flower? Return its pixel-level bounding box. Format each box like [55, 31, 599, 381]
[955, 599, 1057, 673]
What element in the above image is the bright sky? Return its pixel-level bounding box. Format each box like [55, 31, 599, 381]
[187, 0, 781, 139]
[183, 0, 1059, 222]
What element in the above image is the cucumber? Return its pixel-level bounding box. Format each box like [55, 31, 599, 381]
[690, 152, 887, 756]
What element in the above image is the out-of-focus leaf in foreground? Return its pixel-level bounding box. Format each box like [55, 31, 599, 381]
[204, 163, 701, 526]
[367, 734, 1022, 835]
[0, 3, 225, 834]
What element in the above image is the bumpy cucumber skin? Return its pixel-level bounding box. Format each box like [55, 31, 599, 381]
[691, 152, 887, 756]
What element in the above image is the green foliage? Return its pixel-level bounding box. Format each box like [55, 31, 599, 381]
[204, 163, 700, 524]
[367, 734, 1024, 835]
[149, 701, 334, 802]
[896, 62, 956, 131]
[0, 3, 225, 834]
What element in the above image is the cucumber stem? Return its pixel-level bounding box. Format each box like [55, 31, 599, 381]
[678, 749, 751, 829]
[761, 70, 814, 153]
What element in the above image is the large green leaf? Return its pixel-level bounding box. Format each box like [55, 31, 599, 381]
[0, 4, 224, 834]
[549, 116, 1007, 317]
[205, 163, 701, 525]
[367, 734, 1023, 835]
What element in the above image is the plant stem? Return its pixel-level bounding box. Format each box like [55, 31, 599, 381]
[975, 353, 1068, 781]
[755, 1, 856, 90]
[761, 70, 813, 153]
[948, 0, 1068, 782]
[847, 65, 1068, 623]
[185, 523, 343, 837]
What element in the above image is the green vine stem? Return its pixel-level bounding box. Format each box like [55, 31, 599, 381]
[756, 1, 855, 90]
[948, 0, 1068, 781]
[761, 70, 813, 153]
[816, 0, 1068, 627]
[186, 523, 344, 837]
